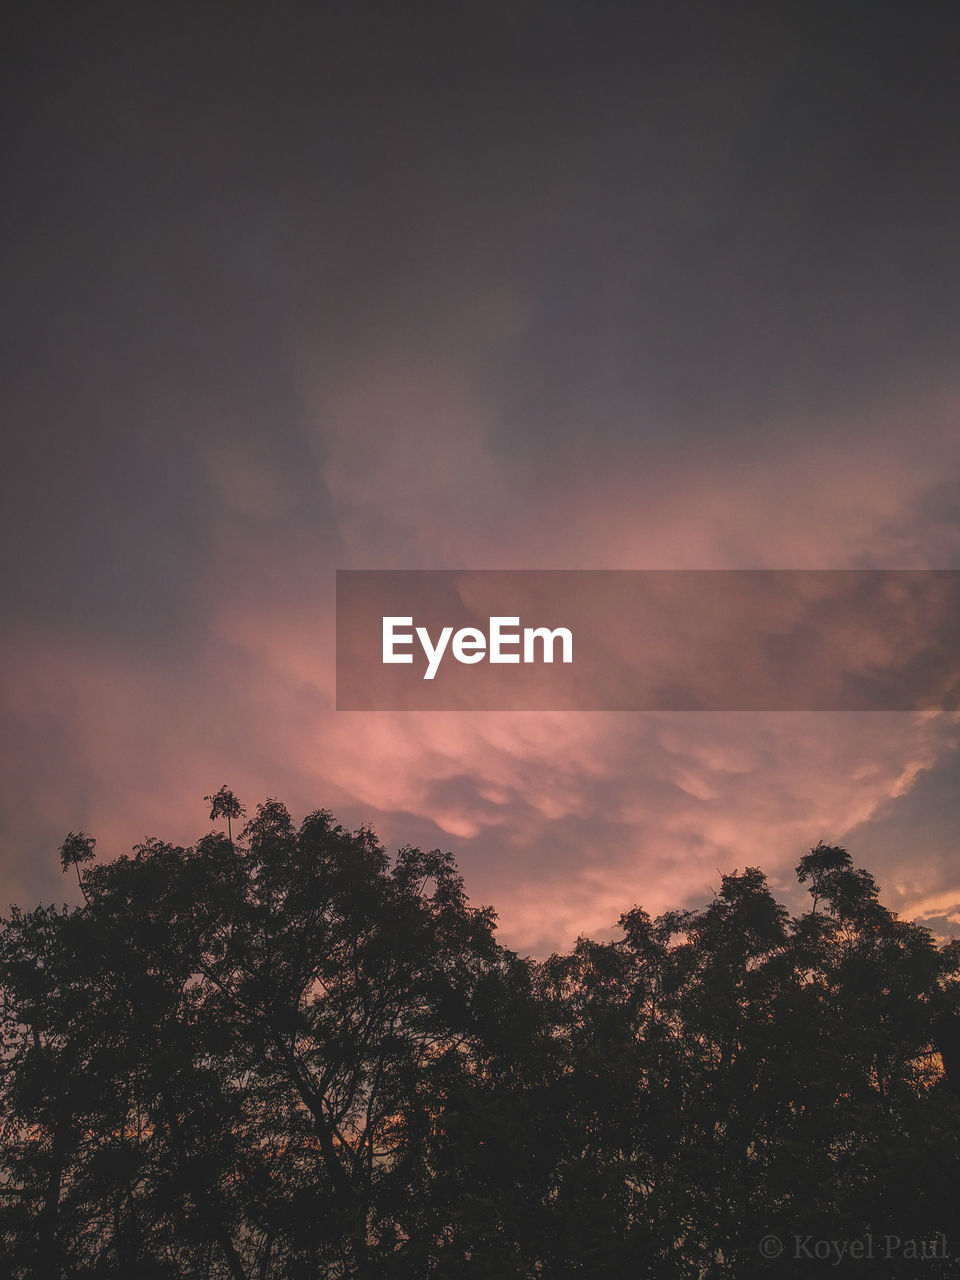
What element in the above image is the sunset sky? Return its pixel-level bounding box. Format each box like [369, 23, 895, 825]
[3, 1, 960, 954]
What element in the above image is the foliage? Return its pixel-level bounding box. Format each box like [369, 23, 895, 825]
[204, 787, 247, 844]
[1, 812, 958, 1278]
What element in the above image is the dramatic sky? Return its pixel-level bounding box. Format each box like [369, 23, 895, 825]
[3, 1, 960, 954]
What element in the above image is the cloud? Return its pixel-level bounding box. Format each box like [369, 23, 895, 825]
[3, 2, 960, 953]
[5, 592, 955, 953]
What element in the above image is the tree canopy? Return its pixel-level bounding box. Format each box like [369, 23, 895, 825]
[1, 800, 958, 1278]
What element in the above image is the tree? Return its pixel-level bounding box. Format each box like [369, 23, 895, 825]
[1, 798, 517, 1278]
[1, 817, 959, 1278]
[205, 786, 246, 846]
[57, 831, 95, 902]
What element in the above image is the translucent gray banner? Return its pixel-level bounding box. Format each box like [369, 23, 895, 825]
[336, 570, 960, 711]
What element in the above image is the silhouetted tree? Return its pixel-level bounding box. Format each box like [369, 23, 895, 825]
[1, 812, 959, 1278]
[57, 831, 95, 902]
[205, 785, 246, 846]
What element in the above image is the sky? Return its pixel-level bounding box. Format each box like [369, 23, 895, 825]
[2, 0, 960, 955]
